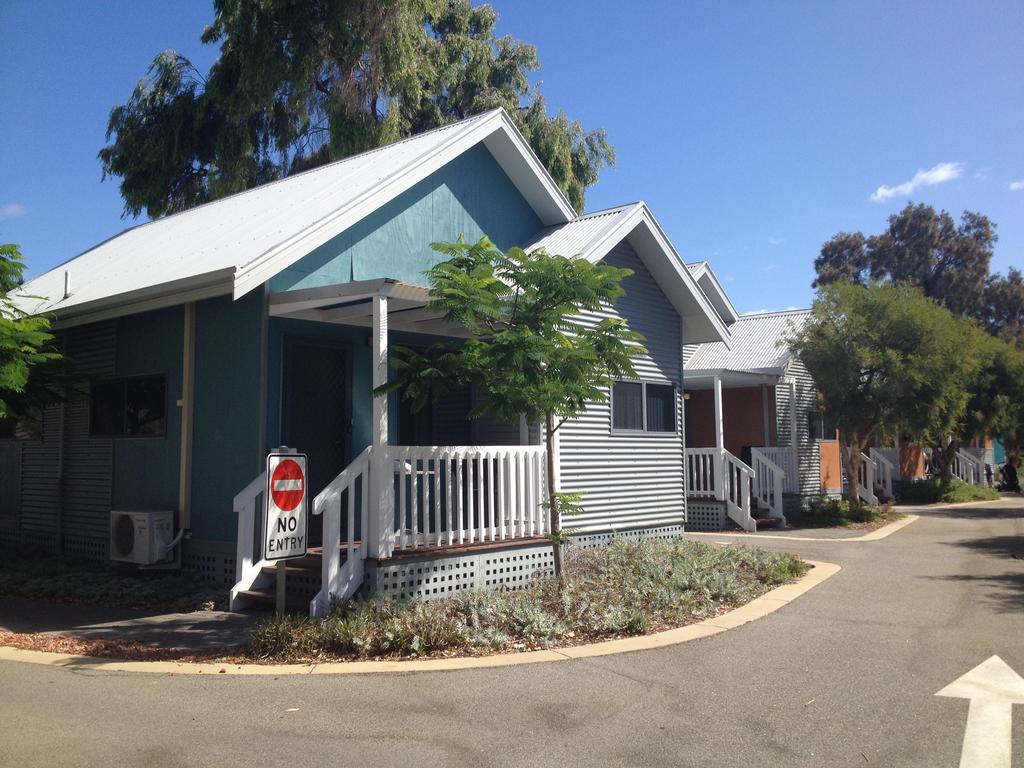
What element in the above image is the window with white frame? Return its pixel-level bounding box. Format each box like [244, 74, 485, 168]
[611, 380, 676, 433]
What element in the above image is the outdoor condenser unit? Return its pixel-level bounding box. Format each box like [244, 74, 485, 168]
[109, 510, 175, 565]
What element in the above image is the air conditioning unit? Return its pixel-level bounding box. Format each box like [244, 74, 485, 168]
[110, 510, 175, 565]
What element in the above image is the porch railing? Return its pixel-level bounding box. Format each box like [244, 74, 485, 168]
[685, 447, 758, 532]
[311, 446, 372, 617]
[953, 449, 982, 485]
[750, 448, 786, 522]
[856, 451, 879, 506]
[390, 445, 548, 553]
[229, 469, 270, 611]
[871, 449, 895, 501]
[753, 446, 799, 494]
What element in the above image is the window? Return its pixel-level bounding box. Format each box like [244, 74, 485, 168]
[90, 376, 167, 437]
[807, 409, 837, 440]
[611, 380, 676, 433]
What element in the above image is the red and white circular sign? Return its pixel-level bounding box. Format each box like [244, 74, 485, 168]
[271, 458, 305, 512]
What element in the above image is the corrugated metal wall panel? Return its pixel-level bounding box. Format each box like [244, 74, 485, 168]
[16, 323, 116, 556]
[558, 241, 684, 531]
[776, 357, 821, 499]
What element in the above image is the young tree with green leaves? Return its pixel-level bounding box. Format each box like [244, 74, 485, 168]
[378, 236, 644, 576]
[100, 0, 613, 219]
[0, 244, 61, 420]
[790, 281, 980, 503]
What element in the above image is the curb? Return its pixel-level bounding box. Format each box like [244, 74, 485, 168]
[686, 514, 919, 543]
[0, 560, 840, 676]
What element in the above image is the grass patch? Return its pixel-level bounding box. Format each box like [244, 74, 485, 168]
[0, 553, 225, 612]
[795, 496, 895, 528]
[247, 538, 809, 662]
[895, 478, 1001, 505]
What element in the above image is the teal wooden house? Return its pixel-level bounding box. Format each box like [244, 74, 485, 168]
[4, 109, 731, 614]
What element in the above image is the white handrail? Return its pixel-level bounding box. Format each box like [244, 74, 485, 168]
[389, 445, 548, 555]
[753, 446, 799, 493]
[856, 451, 879, 506]
[311, 446, 372, 617]
[751, 448, 786, 524]
[229, 470, 268, 610]
[722, 451, 757, 532]
[871, 450, 895, 500]
[953, 449, 982, 485]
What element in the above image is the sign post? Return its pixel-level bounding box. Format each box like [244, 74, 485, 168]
[264, 451, 309, 614]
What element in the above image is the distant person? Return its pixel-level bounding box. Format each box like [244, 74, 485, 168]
[1000, 459, 1020, 493]
[985, 463, 993, 487]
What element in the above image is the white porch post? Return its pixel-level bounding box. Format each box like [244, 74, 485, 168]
[713, 375, 725, 500]
[368, 293, 392, 559]
[788, 379, 798, 449]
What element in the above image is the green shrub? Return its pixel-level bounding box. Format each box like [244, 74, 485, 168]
[246, 538, 810, 661]
[799, 496, 887, 527]
[895, 478, 1000, 504]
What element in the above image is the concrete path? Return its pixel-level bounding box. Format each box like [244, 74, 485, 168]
[1, 498, 1022, 767]
[0, 597, 256, 650]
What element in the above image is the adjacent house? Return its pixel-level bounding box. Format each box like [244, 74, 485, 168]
[682, 303, 845, 528]
[1, 108, 730, 614]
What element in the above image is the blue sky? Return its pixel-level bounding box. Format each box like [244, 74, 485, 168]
[2, 0, 1022, 313]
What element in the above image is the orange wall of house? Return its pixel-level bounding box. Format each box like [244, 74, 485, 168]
[687, 386, 777, 454]
[819, 440, 842, 490]
[900, 443, 926, 478]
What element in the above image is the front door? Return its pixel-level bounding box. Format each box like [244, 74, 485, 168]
[281, 338, 352, 546]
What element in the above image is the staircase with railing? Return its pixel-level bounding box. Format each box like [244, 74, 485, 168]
[231, 444, 549, 615]
[750, 448, 787, 525]
[952, 449, 982, 485]
[855, 451, 878, 506]
[686, 447, 778, 532]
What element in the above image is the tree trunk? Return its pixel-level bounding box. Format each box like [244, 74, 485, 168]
[930, 439, 958, 481]
[840, 431, 864, 506]
[544, 411, 562, 578]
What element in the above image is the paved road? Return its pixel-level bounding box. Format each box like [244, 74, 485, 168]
[2, 499, 1022, 767]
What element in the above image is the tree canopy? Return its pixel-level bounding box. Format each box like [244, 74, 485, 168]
[100, 0, 614, 219]
[790, 281, 981, 501]
[0, 244, 61, 421]
[813, 203, 996, 319]
[379, 236, 644, 574]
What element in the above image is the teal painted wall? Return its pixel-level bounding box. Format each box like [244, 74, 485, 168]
[190, 292, 263, 542]
[269, 144, 543, 292]
[112, 305, 184, 511]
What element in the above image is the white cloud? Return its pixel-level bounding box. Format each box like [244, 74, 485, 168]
[975, 167, 991, 181]
[870, 162, 963, 202]
[768, 236, 785, 246]
[762, 264, 779, 272]
[0, 202, 27, 220]
[1010, 180, 1024, 192]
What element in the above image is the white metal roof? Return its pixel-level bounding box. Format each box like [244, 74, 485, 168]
[685, 308, 811, 376]
[522, 203, 731, 346]
[685, 261, 738, 325]
[16, 108, 576, 327]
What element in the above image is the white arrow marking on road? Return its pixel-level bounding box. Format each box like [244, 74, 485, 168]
[935, 655, 1024, 768]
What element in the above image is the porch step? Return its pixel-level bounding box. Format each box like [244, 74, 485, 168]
[235, 588, 312, 613]
[753, 516, 784, 530]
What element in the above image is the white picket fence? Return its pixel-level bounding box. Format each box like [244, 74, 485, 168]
[390, 445, 549, 551]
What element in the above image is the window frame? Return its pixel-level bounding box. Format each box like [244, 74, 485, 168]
[89, 373, 169, 439]
[609, 379, 679, 436]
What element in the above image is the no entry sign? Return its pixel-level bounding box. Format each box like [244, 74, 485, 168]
[264, 452, 308, 561]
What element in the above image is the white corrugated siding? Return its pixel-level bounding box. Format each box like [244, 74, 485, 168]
[558, 241, 684, 532]
[776, 357, 821, 499]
